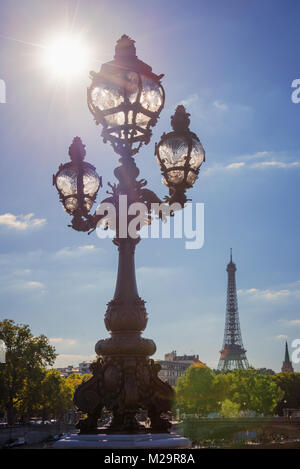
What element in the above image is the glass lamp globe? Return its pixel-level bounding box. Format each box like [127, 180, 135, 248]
[88, 35, 165, 156]
[155, 105, 205, 190]
[53, 137, 101, 215]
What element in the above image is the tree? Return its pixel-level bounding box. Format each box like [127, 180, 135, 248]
[0, 319, 56, 424]
[250, 373, 283, 415]
[273, 372, 300, 415]
[38, 369, 74, 420]
[175, 366, 284, 418]
[176, 363, 216, 415]
[14, 369, 46, 421]
[15, 371, 93, 421]
[227, 368, 256, 410]
[65, 372, 92, 393]
[228, 369, 283, 415]
[220, 399, 240, 418]
[213, 373, 232, 406]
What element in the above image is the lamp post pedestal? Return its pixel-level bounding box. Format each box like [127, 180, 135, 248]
[73, 237, 174, 434]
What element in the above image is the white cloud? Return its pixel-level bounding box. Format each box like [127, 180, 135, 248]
[24, 281, 44, 289]
[237, 151, 272, 161]
[213, 100, 228, 111]
[238, 288, 291, 301]
[226, 162, 245, 170]
[179, 94, 199, 106]
[0, 213, 46, 230]
[14, 269, 32, 275]
[283, 319, 300, 326]
[203, 161, 245, 175]
[53, 353, 96, 368]
[251, 161, 300, 169]
[203, 152, 300, 176]
[261, 290, 291, 300]
[5, 280, 45, 291]
[49, 337, 77, 346]
[250, 151, 271, 159]
[55, 245, 97, 259]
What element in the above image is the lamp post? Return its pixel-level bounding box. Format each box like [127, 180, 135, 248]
[53, 35, 205, 434]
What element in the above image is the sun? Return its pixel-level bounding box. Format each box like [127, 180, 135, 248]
[43, 35, 90, 78]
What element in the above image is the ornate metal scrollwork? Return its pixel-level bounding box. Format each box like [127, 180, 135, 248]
[74, 356, 173, 434]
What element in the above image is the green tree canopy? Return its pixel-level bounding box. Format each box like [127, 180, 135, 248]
[176, 363, 216, 415]
[273, 372, 300, 414]
[220, 399, 240, 418]
[175, 366, 284, 417]
[38, 369, 74, 420]
[0, 319, 56, 424]
[65, 372, 92, 391]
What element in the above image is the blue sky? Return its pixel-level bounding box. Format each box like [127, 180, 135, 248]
[0, 0, 300, 371]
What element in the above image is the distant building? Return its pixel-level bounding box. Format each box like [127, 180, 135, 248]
[281, 341, 294, 372]
[79, 361, 93, 374]
[156, 351, 203, 386]
[56, 365, 79, 377]
[256, 368, 275, 375]
[55, 361, 94, 378]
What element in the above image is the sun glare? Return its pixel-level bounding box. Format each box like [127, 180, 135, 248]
[44, 35, 90, 78]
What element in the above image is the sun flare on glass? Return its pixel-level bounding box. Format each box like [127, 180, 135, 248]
[44, 35, 89, 78]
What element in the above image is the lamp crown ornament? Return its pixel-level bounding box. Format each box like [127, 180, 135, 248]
[171, 105, 191, 132]
[114, 34, 137, 59]
[68, 136, 86, 164]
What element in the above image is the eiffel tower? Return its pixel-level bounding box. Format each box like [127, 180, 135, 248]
[218, 249, 249, 371]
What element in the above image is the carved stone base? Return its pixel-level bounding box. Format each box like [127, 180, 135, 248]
[74, 356, 174, 434]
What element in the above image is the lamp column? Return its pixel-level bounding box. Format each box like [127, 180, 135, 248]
[74, 153, 173, 433]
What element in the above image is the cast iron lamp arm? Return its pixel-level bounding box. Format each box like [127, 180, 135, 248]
[67, 172, 189, 235]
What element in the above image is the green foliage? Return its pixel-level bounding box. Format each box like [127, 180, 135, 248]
[0, 319, 56, 424]
[272, 372, 300, 414]
[0, 320, 96, 423]
[175, 365, 285, 417]
[176, 363, 216, 415]
[220, 399, 240, 418]
[226, 368, 284, 415]
[38, 369, 74, 419]
[250, 372, 283, 415]
[15, 369, 74, 420]
[213, 373, 232, 404]
[66, 372, 91, 387]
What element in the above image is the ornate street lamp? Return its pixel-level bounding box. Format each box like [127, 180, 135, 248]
[53, 137, 102, 231]
[53, 35, 205, 434]
[87, 35, 164, 157]
[155, 105, 205, 205]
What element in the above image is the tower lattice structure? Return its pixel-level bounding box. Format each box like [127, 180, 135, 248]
[218, 250, 249, 371]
